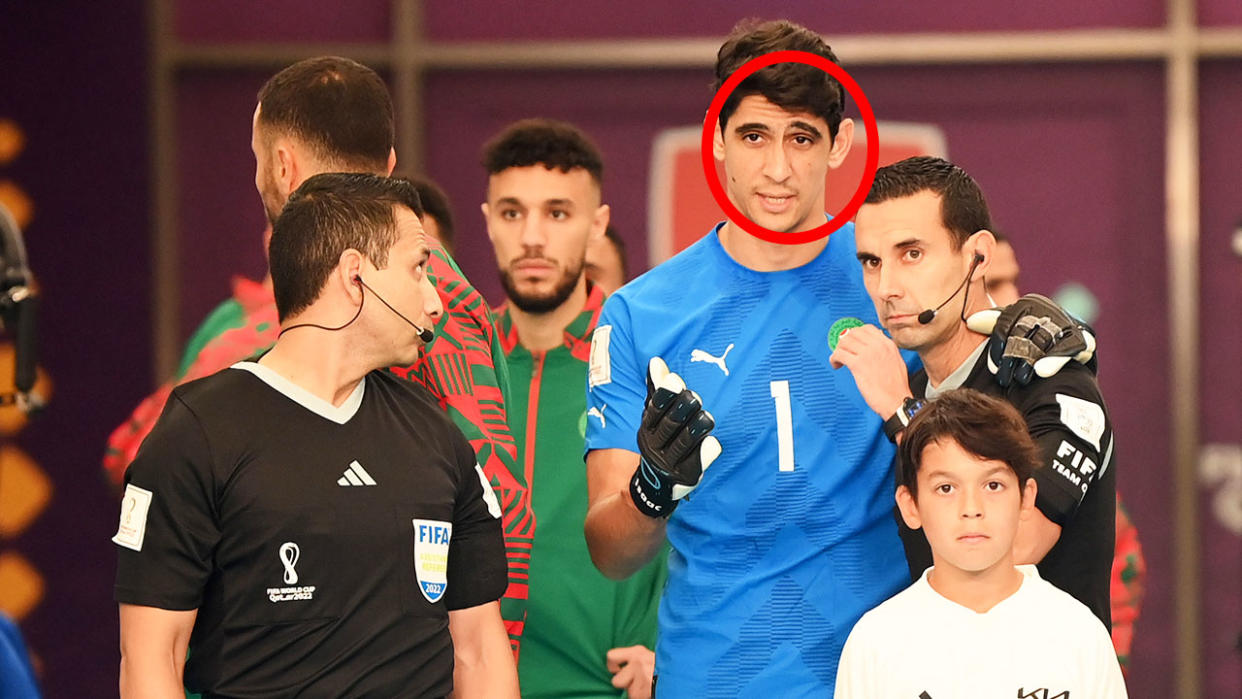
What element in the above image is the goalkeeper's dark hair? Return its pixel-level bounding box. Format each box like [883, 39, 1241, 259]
[866, 156, 993, 250]
[714, 19, 845, 140]
[897, 389, 1039, 502]
[482, 118, 603, 187]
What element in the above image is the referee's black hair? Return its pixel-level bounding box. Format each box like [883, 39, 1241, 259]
[481, 118, 604, 186]
[714, 19, 845, 139]
[257, 56, 393, 174]
[270, 173, 424, 322]
[866, 156, 994, 251]
[897, 389, 1040, 502]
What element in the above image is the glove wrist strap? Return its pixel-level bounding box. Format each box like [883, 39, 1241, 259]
[629, 458, 678, 518]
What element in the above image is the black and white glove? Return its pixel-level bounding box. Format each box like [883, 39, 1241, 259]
[629, 357, 722, 518]
[966, 293, 1097, 387]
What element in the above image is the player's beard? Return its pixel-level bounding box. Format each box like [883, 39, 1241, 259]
[500, 256, 584, 314]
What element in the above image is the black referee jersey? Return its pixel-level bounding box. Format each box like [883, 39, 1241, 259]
[114, 362, 507, 698]
[899, 340, 1117, 629]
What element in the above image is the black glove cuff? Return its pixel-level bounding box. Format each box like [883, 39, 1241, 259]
[629, 458, 677, 518]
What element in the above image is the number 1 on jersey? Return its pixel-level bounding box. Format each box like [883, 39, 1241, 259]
[770, 380, 794, 472]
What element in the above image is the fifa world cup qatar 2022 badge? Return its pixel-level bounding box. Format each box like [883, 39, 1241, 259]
[267, 541, 316, 603]
[413, 519, 452, 603]
[112, 484, 153, 551]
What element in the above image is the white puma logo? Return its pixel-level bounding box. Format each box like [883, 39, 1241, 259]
[690, 343, 734, 376]
[588, 405, 607, 428]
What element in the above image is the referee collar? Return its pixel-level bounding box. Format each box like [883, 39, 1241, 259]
[924, 338, 989, 399]
[231, 361, 366, 424]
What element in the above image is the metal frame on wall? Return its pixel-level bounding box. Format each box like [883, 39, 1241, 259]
[148, 0, 1235, 695]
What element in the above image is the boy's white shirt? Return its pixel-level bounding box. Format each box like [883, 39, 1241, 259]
[835, 565, 1127, 699]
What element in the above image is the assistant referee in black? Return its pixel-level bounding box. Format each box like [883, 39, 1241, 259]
[114, 173, 518, 698]
[832, 156, 1116, 630]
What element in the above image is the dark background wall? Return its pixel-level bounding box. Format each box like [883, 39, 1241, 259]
[1, 0, 1239, 695]
[1197, 58, 1242, 699]
[0, 1, 150, 695]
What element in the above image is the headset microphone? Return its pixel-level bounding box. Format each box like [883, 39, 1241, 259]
[277, 276, 435, 343]
[917, 253, 985, 326]
[354, 276, 435, 343]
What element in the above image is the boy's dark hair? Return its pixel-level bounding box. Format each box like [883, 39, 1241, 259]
[257, 56, 394, 173]
[866, 156, 994, 250]
[714, 19, 845, 139]
[269, 173, 423, 321]
[898, 388, 1040, 501]
[482, 118, 604, 186]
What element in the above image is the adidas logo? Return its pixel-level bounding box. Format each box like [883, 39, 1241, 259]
[337, 460, 377, 486]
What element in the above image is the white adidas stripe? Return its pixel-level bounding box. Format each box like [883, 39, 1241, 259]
[337, 460, 377, 486]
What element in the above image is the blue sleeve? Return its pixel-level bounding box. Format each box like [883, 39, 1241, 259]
[584, 293, 645, 455]
[0, 614, 40, 698]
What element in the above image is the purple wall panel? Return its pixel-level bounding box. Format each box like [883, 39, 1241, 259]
[1200, 0, 1242, 27]
[425, 0, 1163, 39]
[173, 0, 391, 43]
[0, 1, 150, 695]
[1197, 60, 1242, 698]
[425, 61, 1173, 695]
[175, 71, 271, 342]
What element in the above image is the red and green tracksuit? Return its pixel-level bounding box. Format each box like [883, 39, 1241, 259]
[495, 285, 666, 698]
[1110, 493, 1146, 673]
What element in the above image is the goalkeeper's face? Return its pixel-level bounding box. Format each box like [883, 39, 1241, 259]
[484, 165, 609, 314]
[855, 191, 989, 352]
[714, 95, 850, 236]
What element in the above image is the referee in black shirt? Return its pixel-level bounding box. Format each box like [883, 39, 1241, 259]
[114, 174, 518, 697]
[830, 156, 1116, 629]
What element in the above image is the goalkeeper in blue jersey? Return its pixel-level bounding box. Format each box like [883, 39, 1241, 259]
[583, 19, 1092, 698]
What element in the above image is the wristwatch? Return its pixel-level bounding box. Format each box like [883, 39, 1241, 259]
[883, 396, 925, 443]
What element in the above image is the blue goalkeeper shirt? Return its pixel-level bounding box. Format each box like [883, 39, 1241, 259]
[585, 223, 914, 697]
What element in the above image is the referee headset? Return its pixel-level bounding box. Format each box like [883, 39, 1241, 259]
[354, 275, 436, 343]
[916, 245, 987, 326]
[278, 273, 435, 344]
